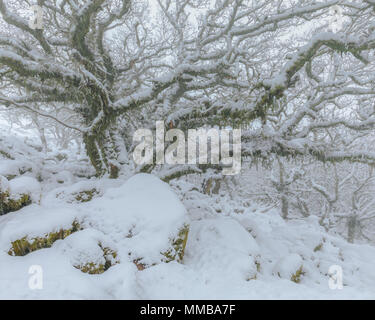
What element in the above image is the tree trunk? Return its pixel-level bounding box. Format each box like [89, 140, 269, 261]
[347, 215, 357, 243]
[83, 116, 127, 178]
[281, 194, 289, 219]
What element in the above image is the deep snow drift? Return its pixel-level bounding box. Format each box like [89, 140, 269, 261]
[0, 171, 375, 299]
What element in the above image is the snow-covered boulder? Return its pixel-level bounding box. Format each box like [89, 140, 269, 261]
[9, 176, 41, 202]
[184, 217, 260, 281]
[0, 160, 33, 180]
[0, 175, 10, 215]
[2, 174, 189, 268]
[0, 192, 84, 255]
[85, 173, 190, 268]
[0, 176, 41, 215]
[54, 229, 119, 274]
[273, 253, 304, 283]
[54, 170, 75, 185]
[6, 219, 82, 256]
[43, 178, 122, 204]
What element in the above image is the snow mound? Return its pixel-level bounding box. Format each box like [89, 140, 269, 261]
[0, 205, 82, 250]
[0, 160, 33, 179]
[43, 179, 111, 204]
[9, 176, 41, 202]
[185, 218, 260, 281]
[54, 229, 119, 274]
[54, 170, 75, 185]
[84, 173, 189, 266]
[273, 253, 303, 281]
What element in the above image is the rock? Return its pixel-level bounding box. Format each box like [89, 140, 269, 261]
[9, 176, 41, 202]
[54, 229, 119, 274]
[46, 180, 104, 204]
[86, 173, 190, 269]
[8, 220, 82, 256]
[0, 175, 10, 215]
[55, 170, 75, 184]
[0, 176, 40, 215]
[0, 160, 33, 180]
[184, 217, 260, 281]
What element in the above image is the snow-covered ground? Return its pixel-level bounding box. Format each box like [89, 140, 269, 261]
[0, 171, 374, 299]
[1, 128, 375, 300]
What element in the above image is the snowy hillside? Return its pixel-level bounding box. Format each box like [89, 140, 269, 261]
[1, 155, 375, 299]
